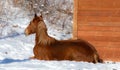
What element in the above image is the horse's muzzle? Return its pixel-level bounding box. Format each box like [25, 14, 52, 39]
[24, 29, 29, 36]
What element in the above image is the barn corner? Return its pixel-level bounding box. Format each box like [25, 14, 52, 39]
[73, 0, 78, 39]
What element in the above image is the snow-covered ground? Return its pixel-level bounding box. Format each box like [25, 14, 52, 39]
[0, 0, 120, 70]
[0, 22, 120, 70]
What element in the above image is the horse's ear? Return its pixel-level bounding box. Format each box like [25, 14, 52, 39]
[34, 13, 37, 17]
[40, 15, 42, 18]
[39, 15, 43, 20]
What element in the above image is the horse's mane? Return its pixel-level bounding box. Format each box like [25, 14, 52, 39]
[36, 21, 56, 45]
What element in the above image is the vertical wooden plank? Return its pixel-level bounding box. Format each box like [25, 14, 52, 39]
[73, 0, 78, 39]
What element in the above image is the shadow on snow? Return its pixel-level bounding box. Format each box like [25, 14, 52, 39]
[0, 58, 29, 64]
[0, 33, 24, 40]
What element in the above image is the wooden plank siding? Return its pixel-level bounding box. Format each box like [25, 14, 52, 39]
[74, 0, 120, 61]
[73, 0, 78, 39]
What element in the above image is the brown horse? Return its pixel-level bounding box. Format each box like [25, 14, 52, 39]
[25, 14, 103, 63]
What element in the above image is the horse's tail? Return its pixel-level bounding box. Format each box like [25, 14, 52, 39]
[93, 53, 103, 63]
[98, 58, 103, 63]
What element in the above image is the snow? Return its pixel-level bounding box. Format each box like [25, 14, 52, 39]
[0, 0, 73, 40]
[0, 0, 120, 70]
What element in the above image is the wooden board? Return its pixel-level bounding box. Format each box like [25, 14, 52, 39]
[73, 0, 78, 39]
[74, 0, 120, 61]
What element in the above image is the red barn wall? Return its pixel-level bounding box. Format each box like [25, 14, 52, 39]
[74, 0, 120, 61]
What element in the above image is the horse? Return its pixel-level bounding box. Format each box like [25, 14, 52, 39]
[25, 14, 103, 63]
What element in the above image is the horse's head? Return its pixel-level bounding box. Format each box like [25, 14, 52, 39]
[25, 14, 52, 45]
[25, 14, 43, 36]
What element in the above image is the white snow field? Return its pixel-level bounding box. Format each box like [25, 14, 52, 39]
[0, 0, 120, 69]
[0, 22, 120, 70]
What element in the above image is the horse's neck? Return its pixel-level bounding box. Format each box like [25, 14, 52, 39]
[35, 29, 56, 45]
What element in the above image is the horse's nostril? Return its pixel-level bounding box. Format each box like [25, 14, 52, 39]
[25, 29, 29, 36]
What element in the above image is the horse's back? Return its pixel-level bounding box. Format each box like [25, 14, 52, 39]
[54, 39, 97, 53]
[50, 39, 97, 62]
